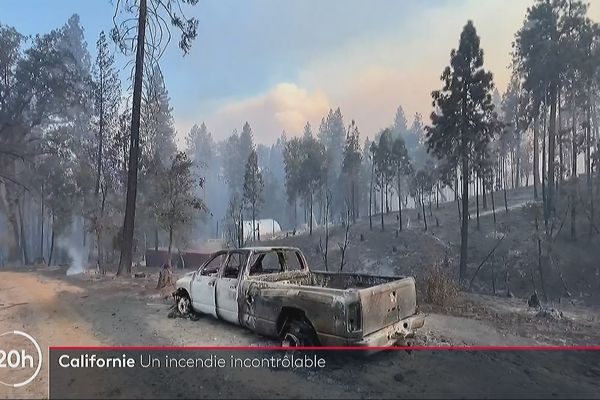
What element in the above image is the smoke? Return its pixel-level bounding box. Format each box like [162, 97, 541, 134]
[58, 217, 90, 276]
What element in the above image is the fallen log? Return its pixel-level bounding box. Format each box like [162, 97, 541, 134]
[467, 234, 506, 291]
[0, 302, 28, 310]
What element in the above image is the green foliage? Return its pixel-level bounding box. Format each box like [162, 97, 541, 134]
[243, 149, 264, 219]
[155, 152, 205, 241]
[372, 128, 394, 190]
[426, 20, 500, 175]
[342, 120, 362, 179]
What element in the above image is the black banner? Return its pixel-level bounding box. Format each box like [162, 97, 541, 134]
[49, 348, 600, 399]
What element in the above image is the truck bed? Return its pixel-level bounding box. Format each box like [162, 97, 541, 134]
[251, 270, 417, 336]
[252, 270, 397, 290]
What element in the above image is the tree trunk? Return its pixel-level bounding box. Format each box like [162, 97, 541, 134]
[294, 197, 297, 229]
[95, 84, 104, 196]
[98, 189, 107, 273]
[252, 202, 256, 242]
[516, 129, 522, 188]
[547, 85, 557, 217]
[571, 103, 577, 240]
[48, 213, 55, 266]
[558, 88, 563, 184]
[167, 226, 174, 266]
[97, 230, 103, 274]
[422, 193, 427, 231]
[117, 0, 147, 277]
[40, 183, 44, 261]
[17, 199, 28, 265]
[491, 187, 496, 225]
[385, 181, 389, 215]
[542, 105, 548, 226]
[240, 210, 244, 247]
[369, 160, 374, 231]
[482, 179, 487, 210]
[534, 215, 547, 301]
[503, 175, 508, 213]
[309, 190, 313, 235]
[476, 176, 480, 230]
[572, 102, 578, 179]
[586, 103, 591, 186]
[380, 174, 384, 231]
[154, 225, 159, 251]
[454, 174, 459, 201]
[397, 169, 402, 232]
[534, 114, 540, 200]
[351, 180, 356, 223]
[460, 158, 469, 284]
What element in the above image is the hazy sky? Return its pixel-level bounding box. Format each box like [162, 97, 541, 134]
[4, 1, 600, 145]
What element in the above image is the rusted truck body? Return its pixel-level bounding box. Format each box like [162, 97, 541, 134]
[174, 246, 424, 347]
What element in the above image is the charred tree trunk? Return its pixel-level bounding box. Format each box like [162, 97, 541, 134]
[351, 179, 356, 223]
[95, 84, 104, 196]
[154, 225, 159, 252]
[454, 174, 459, 202]
[422, 192, 427, 231]
[397, 169, 402, 232]
[558, 89, 564, 184]
[294, 197, 297, 229]
[48, 213, 55, 266]
[380, 173, 384, 232]
[476, 176, 480, 230]
[503, 175, 508, 213]
[369, 159, 374, 231]
[534, 114, 540, 200]
[491, 187, 496, 225]
[460, 158, 469, 284]
[482, 179, 487, 210]
[586, 104, 591, 186]
[534, 215, 547, 301]
[117, 0, 147, 276]
[542, 106, 548, 227]
[17, 199, 28, 265]
[571, 104, 577, 241]
[309, 190, 313, 236]
[40, 183, 44, 261]
[167, 225, 173, 267]
[547, 85, 558, 218]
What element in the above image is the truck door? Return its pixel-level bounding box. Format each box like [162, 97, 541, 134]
[191, 252, 227, 318]
[216, 251, 247, 325]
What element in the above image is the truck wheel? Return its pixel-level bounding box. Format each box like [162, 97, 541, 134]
[177, 294, 191, 316]
[281, 319, 318, 347]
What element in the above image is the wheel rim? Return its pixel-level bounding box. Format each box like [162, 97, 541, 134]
[178, 297, 190, 314]
[282, 332, 301, 347]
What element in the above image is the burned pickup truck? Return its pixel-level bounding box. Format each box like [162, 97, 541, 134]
[173, 246, 424, 347]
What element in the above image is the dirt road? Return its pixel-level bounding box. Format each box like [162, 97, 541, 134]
[1, 267, 599, 399]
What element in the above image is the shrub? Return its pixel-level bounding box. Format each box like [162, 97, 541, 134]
[423, 264, 460, 306]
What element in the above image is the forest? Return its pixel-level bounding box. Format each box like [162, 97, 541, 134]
[1, 0, 599, 296]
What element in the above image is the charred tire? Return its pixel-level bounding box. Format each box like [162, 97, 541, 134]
[281, 319, 319, 347]
[177, 292, 192, 316]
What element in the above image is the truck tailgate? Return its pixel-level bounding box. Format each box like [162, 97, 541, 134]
[358, 277, 417, 336]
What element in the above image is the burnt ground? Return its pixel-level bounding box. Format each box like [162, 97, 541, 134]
[1, 265, 600, 398]
[266, 184, 600, 307]
[1, 185, 600, 398]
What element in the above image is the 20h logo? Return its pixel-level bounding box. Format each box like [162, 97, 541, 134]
[0, 331, 42, 388]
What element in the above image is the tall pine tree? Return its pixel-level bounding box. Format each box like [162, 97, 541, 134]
[426, 20, 500, 283]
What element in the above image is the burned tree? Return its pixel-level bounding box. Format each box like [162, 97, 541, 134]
[155, 152, 205, 265]
[426, 21, 499, 284]
[243, 149, 264, 242]
[111, 0, 200, 276]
